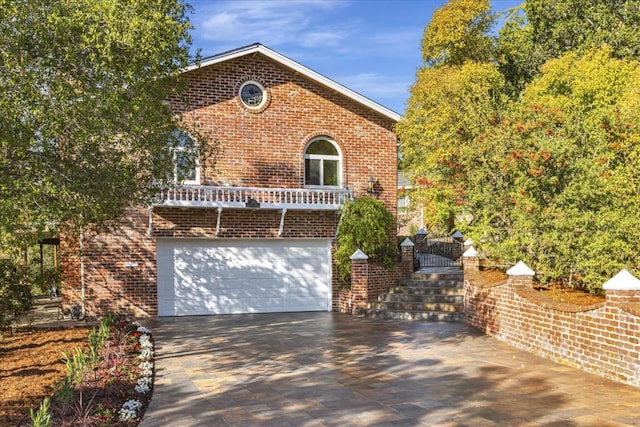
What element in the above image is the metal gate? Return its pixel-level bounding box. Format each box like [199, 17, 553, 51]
[416, 234, 463, 268]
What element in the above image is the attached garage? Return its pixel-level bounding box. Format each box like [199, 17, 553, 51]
[157, 238, 332, 316]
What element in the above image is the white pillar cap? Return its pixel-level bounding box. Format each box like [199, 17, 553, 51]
[415, 228, 427, 236]
[400, 237, 415, 247]
[506, 261, 535, 277]
[463, 246, 479, 258]
[451, 231, 464, 238]
[603, 269, 640, 290]
[350, 249, 369, 260]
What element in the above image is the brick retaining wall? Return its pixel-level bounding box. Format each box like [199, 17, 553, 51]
[337, 240, 414, 314]
[464, 268, 640, 387]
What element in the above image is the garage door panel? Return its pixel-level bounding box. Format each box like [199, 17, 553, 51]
[245, 279, 285, 298]
[157, 239, 330, 316]
[247, 297, 287, 311]
[288, 257, 328, 275]
[170, 296, 247, 315]
[287, 296, 326, 310]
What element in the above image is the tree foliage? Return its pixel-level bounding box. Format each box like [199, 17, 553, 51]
[0, 0, 199, 240]
[401, 0, 640, 292]
[465, 48, 640, 292]
[399, 13, 506, 230]
[498, 0, 640, 94]
[0, 259, 32, 328]
[335, 197, 396, 280]
[421, 0, 495, 66]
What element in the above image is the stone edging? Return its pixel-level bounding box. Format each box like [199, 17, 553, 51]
[619, 302, 640, 317]
[463, 273, 507, 290]
[514, 287, 605, 313]
[465, 275, 606, 313]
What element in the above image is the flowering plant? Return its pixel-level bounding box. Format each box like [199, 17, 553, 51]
[30, 315, 155, 426]
[118, 321, 155, 420]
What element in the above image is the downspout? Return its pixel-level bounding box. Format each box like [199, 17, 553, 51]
[79, 228, 86, 318]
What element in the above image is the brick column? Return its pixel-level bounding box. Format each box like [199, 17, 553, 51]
[400, 237, 415, 275]
[506, 261, 535, 288]
[350, 249, 369, 314]
[603, 269, 640, 307]
[462, 246, 480, 273]
[414, 228, 427, 253]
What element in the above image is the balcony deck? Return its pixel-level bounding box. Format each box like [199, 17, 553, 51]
[154, 185, 354, 210]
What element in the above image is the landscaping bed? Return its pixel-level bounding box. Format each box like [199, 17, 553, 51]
[478, 268, 605, 306]
[0, 328, 89, 426]
[0, 316, 154, 427]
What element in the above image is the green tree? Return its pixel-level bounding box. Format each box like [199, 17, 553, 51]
[335, 197, 396, 280]
[0, 0, 199, 239]
[398, 0, 505, 231]
[466, 48, 640, 292]
[403, 0, 640, 291]
[421, 0, 495, 66]
[498, 0, 640, 94]
[398, 61, 506, 230]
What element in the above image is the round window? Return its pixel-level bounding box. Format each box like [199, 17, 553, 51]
[239, 81, 266, 109]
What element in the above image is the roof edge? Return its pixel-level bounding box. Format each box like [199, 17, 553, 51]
[184, 43, 402, 122]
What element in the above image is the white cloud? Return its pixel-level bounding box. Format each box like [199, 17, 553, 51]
[194, 0, 352, 47]
[337, 72, 411, 99]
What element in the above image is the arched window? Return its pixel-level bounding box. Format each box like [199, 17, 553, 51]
[304, 137, 341, 187]
[171, 130, 199, 185]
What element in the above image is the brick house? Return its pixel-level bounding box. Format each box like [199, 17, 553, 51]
[61, 43, 400, 318]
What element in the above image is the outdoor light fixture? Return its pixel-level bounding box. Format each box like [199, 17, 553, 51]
[366, 176, 381, 197]
[245, 198, 260, 208]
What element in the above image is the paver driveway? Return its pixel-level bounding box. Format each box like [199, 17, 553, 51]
[140, 313, 640, 426]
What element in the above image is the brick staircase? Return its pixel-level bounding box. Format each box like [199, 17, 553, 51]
[367, 267, 465, 322]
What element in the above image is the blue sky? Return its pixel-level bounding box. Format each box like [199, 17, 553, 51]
[186, 0, 523, 115]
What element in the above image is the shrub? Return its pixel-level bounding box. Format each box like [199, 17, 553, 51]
[335, 196, 396, 280]
[0, 259, 32, 328]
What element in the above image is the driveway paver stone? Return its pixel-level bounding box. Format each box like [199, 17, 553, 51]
[140, 312, 640, 427]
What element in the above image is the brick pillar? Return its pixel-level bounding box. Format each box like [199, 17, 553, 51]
[400, 237, 415, 275]
[414, 228, 427, 253]
[603, 269, 640, 307]
[462, 246, 480, 274]
[506, 261, 535, 289]
[350, 249, 369, 315]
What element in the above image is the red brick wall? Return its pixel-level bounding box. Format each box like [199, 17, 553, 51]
[465, 277, 640, 387]
[336, 245, 414, 314]
[61, 51, 398, 318]
[60, 230, 81, 312]
[152, 207, 339, 239]
[171, 54, 397, 213]
[61, 209, 157, 317]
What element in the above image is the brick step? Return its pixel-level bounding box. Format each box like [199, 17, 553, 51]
[399, 280, 463, 289]
[364, 267, 465, 322]
[410, 272, 464, 282]
[389, 286, 465, 296]
[379, 293, 464, 304]
[370, 301, 463, 312]
[366, 308, 466, 322]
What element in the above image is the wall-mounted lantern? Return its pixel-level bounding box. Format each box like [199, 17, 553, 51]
[366, 176, 381, 197]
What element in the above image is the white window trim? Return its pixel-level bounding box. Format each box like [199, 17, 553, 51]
[304, 137, 342, 189]
[172, 146, 200, 185]
[238, 80, 267, 110]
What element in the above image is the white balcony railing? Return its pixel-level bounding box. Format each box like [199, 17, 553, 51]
[154, 185, 354, 210]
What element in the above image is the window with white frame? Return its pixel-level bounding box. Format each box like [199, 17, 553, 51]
[238, 80, 267, 110]
[171, 130, 199, 185]
[304, 137, 341, 187]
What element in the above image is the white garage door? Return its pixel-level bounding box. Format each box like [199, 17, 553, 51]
[157, 239, 331, 316]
